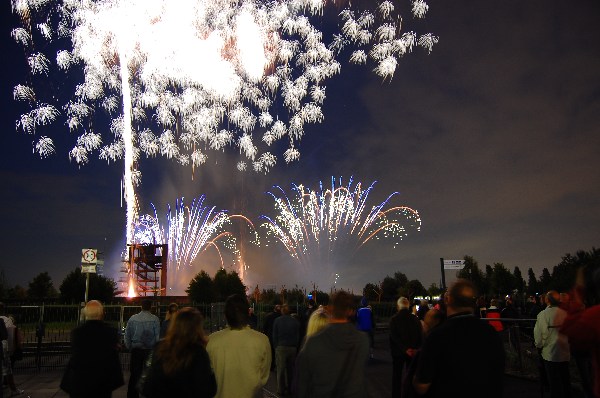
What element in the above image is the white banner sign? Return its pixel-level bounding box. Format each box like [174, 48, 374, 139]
[81, 264, 97, 273]
[443, 259, 465, 270]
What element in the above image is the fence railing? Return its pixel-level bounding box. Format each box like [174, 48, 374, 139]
[480, 318, 540, 378]
[8, 302, 395, 372]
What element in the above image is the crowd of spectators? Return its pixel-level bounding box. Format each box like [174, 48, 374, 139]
[22, 259, 595, 398]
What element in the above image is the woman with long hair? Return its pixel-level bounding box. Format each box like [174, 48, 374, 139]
[139, 307, 216, 398]
[305, 307, 328, 340]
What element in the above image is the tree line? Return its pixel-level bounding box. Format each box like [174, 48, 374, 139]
[0, 246, 598, 304]
[362, 247, 600, 303]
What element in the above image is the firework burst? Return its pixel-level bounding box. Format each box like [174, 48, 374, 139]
[11, 0, 437, 173]
[11, 0, 436, 254]
[134, 196, 237, 295]
[260, 176, 421, 282]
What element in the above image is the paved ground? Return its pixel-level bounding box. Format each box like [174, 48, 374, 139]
[7, 331, 544, 398]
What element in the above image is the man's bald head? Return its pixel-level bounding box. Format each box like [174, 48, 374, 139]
[84, 300, 104, 320]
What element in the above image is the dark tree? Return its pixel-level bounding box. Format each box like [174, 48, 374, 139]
[186, 270, 216, 303]
[527, 268, 540, 295]
[380, 276, 399, 301]
[539, 268, 552, 293]
[7, 285, 27, 300]
[427, 283, 444, 297]
[402, 279, 427, 300]
[225, 270, 246, 298]
[549, 248, 600, 292]
[284, 286, 306, 304]
[393, 272, 408, 288]
[59, 268, 117, 303]
[27, 272, 58, 300]
[457, 255, 485, 294]
[0, 269, 8, 299]
[484, 264, 494, 295]
[260, 288, 278, 304]
[512, 266, 526, 294]
[363, 282, 381, 302]
[213, 269, 228, 301]
[212, 269, 246, 301]
[490, 263, 515, 297]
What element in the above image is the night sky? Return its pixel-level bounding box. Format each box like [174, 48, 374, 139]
[1, 0, 599, 295]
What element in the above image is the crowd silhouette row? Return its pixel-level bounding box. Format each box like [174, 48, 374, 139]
[4, 261, 596, 398]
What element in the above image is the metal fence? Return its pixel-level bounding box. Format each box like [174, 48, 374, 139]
[7, 301, 396, 372]
[482, 318, 541, 378]
[7, 303, 214, 372]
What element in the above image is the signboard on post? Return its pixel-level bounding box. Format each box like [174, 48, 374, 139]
[443, 259, 465, 270]
[81, 248, 98, 303]
[81, 249, 98, 264]
[81, 264, 97, 273]
[440, 257, 465, 290]
[81, 249, 98, 274]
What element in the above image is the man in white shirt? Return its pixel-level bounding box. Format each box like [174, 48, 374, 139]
[207, 294, 271, 398]
[534, 290, 570, 398]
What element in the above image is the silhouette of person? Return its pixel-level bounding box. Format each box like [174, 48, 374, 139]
[124, 300, 160, 398]
[207, 294, 271, 398]
[138, 307, 216, 397]
[60, 300, 124, 398]
[413, 279, 505, 398]
[295, 291, 369, 398]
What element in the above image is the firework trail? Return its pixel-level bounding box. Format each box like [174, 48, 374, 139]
[260, 176, 421, 282]
[11, 0, 436, 245]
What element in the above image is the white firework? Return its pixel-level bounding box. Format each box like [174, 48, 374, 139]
[412, 0, 429, 19]
[11, 28, 30, 46]
[27, 53, 50, 75]
[68, 145, 88, 164]
[350, 50, 368, 65]
[377, 1, 395, 19]
[418, 33, 439, 54]
[11, 0, 436, 246]
[77, 132, 102, 151]
[284, 147, 300, 163]
[260, 177, 422, 281]
[13, 85, 35, 102]
[34, 104, 60, 126]
[34, 136, 55, 158]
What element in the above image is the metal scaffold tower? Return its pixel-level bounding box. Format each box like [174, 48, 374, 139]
[126, 244, 168, 296]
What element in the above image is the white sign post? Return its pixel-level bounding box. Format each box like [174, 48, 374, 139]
[81, 248, 98, 303]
